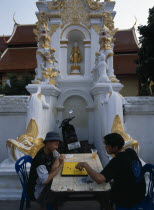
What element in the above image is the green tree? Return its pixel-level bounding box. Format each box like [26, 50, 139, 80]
[0, 73, 33, 95]
[136, 6, 154, 95]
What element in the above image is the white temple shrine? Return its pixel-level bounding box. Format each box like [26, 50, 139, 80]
[0, 0, 154, 200]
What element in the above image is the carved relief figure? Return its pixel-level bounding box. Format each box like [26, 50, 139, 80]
[97, 54, 110, 83]
[99, 27, 119, 82]
[33, 11, 60, 84]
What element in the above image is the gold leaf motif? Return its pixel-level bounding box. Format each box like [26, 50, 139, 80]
[102, 10, 118, 36]
[6, 119, 44, 160]
[86, 0, 104, 10]
[50, 24, 60, 37]
[60, 0, 89, 28]
[47, 0, 66, 11]
[89, 13, 103, 18]
[91, 25, 101, 34]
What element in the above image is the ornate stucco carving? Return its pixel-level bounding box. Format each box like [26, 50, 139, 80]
[47, 0, 66, 11]
[86, 0, 104, 10]
[60, 0, 89, 28]
[50, 24, 60, 37]
[102, 10, 118, 36]
[47, 0, 104, 11]
[89, 13, 103, 18]
[91, 25, 101, 34]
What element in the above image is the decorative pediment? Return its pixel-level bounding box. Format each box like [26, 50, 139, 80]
[60, 0, 89, 28]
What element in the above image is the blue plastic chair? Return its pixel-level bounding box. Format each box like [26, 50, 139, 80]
[15, 155, 33, 210]
[116, 163, 154, 210]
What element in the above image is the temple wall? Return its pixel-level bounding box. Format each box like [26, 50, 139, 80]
[0, 96, 29, 162]
[0, 96, 154, 164]
[124, 97, 154, 164]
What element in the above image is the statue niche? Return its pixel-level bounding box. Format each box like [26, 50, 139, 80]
[70, 41, 82, 75]
[67, 30, 84, 75]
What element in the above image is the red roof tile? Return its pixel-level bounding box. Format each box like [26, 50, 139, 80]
[114, 28, 139, 52]
[114, 54, 138, 74]
[0, 36, 10, 54]
[0, 47, 37, 72]
[7, 25, 37, 45]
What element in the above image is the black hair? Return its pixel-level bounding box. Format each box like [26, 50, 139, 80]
[104, 133, 125, 149]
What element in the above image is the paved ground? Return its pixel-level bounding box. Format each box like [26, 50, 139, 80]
[0, 200, 101, 210]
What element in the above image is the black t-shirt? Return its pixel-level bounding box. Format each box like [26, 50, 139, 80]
[27, 147, 55, 200]
[101, 148, 146, 208]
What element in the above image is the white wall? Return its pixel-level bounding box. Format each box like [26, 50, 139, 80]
[0, 96, 154, 164]
[124, 97, 154, 164]
[0, 96, 29, 162]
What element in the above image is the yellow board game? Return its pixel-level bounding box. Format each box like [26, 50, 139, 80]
[61, 162, 88, 176]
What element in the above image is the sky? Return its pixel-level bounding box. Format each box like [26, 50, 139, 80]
[0, 0, 154, 36]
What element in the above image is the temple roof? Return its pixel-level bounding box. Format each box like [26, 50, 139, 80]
[114, 28, 139, 52]
[114, 54, 138, 74]
[0, 47, 37, 72]
[7, 25, 37, 46]
[0, 24, 139, 74]
[0, 36, 10, 54]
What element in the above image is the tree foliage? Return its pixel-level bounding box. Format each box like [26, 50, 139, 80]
[136, 6, 154, 95]
[0, 73, 33, 95]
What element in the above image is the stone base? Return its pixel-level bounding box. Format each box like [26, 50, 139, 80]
[0, 167, 22, 200]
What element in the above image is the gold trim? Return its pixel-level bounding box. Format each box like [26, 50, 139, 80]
[60, 41, 68, 44]
[83, 41, 91, 44]
[60, 23, 90, 39]
[47, 1, 66, 11]
[91, 25, 101, 34]
[47, 13, 61, 18]
[86, 0, 104, 10]
[70, 73, 81, 75]
[71, 65, 80, 70]
[60, 0, 89, 29]
[89, 13, 103, 18]
[50, 24, 60, 37]
[106, 53, 114, 58]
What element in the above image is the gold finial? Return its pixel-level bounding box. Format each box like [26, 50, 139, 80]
[111, 115, 131, 141]
[111, 115, 139, 152]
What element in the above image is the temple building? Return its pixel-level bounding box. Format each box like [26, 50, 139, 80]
[0, 24, 139, 96]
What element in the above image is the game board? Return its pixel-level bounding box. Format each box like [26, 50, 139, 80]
[61, 162, 88, 176]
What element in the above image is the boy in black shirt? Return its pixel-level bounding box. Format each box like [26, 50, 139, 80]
[76, 133, 146, 208]
[28, 132, 65, 210]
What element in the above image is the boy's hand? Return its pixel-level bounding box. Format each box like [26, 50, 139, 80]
[75, 162, 86, 171]
[59, 154, 65, 166]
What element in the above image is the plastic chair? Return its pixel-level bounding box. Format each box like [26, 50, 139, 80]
[15, 155, 33, 210]
[116, 163, 154, 210]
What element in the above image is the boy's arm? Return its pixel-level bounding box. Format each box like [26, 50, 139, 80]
[44, 155, 65, 185]
[76, 162, 106, 184]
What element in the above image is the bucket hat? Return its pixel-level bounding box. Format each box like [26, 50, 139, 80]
[44, 132, 62, 142]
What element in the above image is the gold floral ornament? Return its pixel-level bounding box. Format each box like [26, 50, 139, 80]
[86, 0, 104, 10]
[6, 119, 44, 161]
[111, 115, 139, 152]
[102, 10, 118, 36]
[33, 11, 51, 49]
[60, 0, 89, 29]
[99, 26, 112, 51]
[47, 0, 66, 10]
[42, 68, 60, 85]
